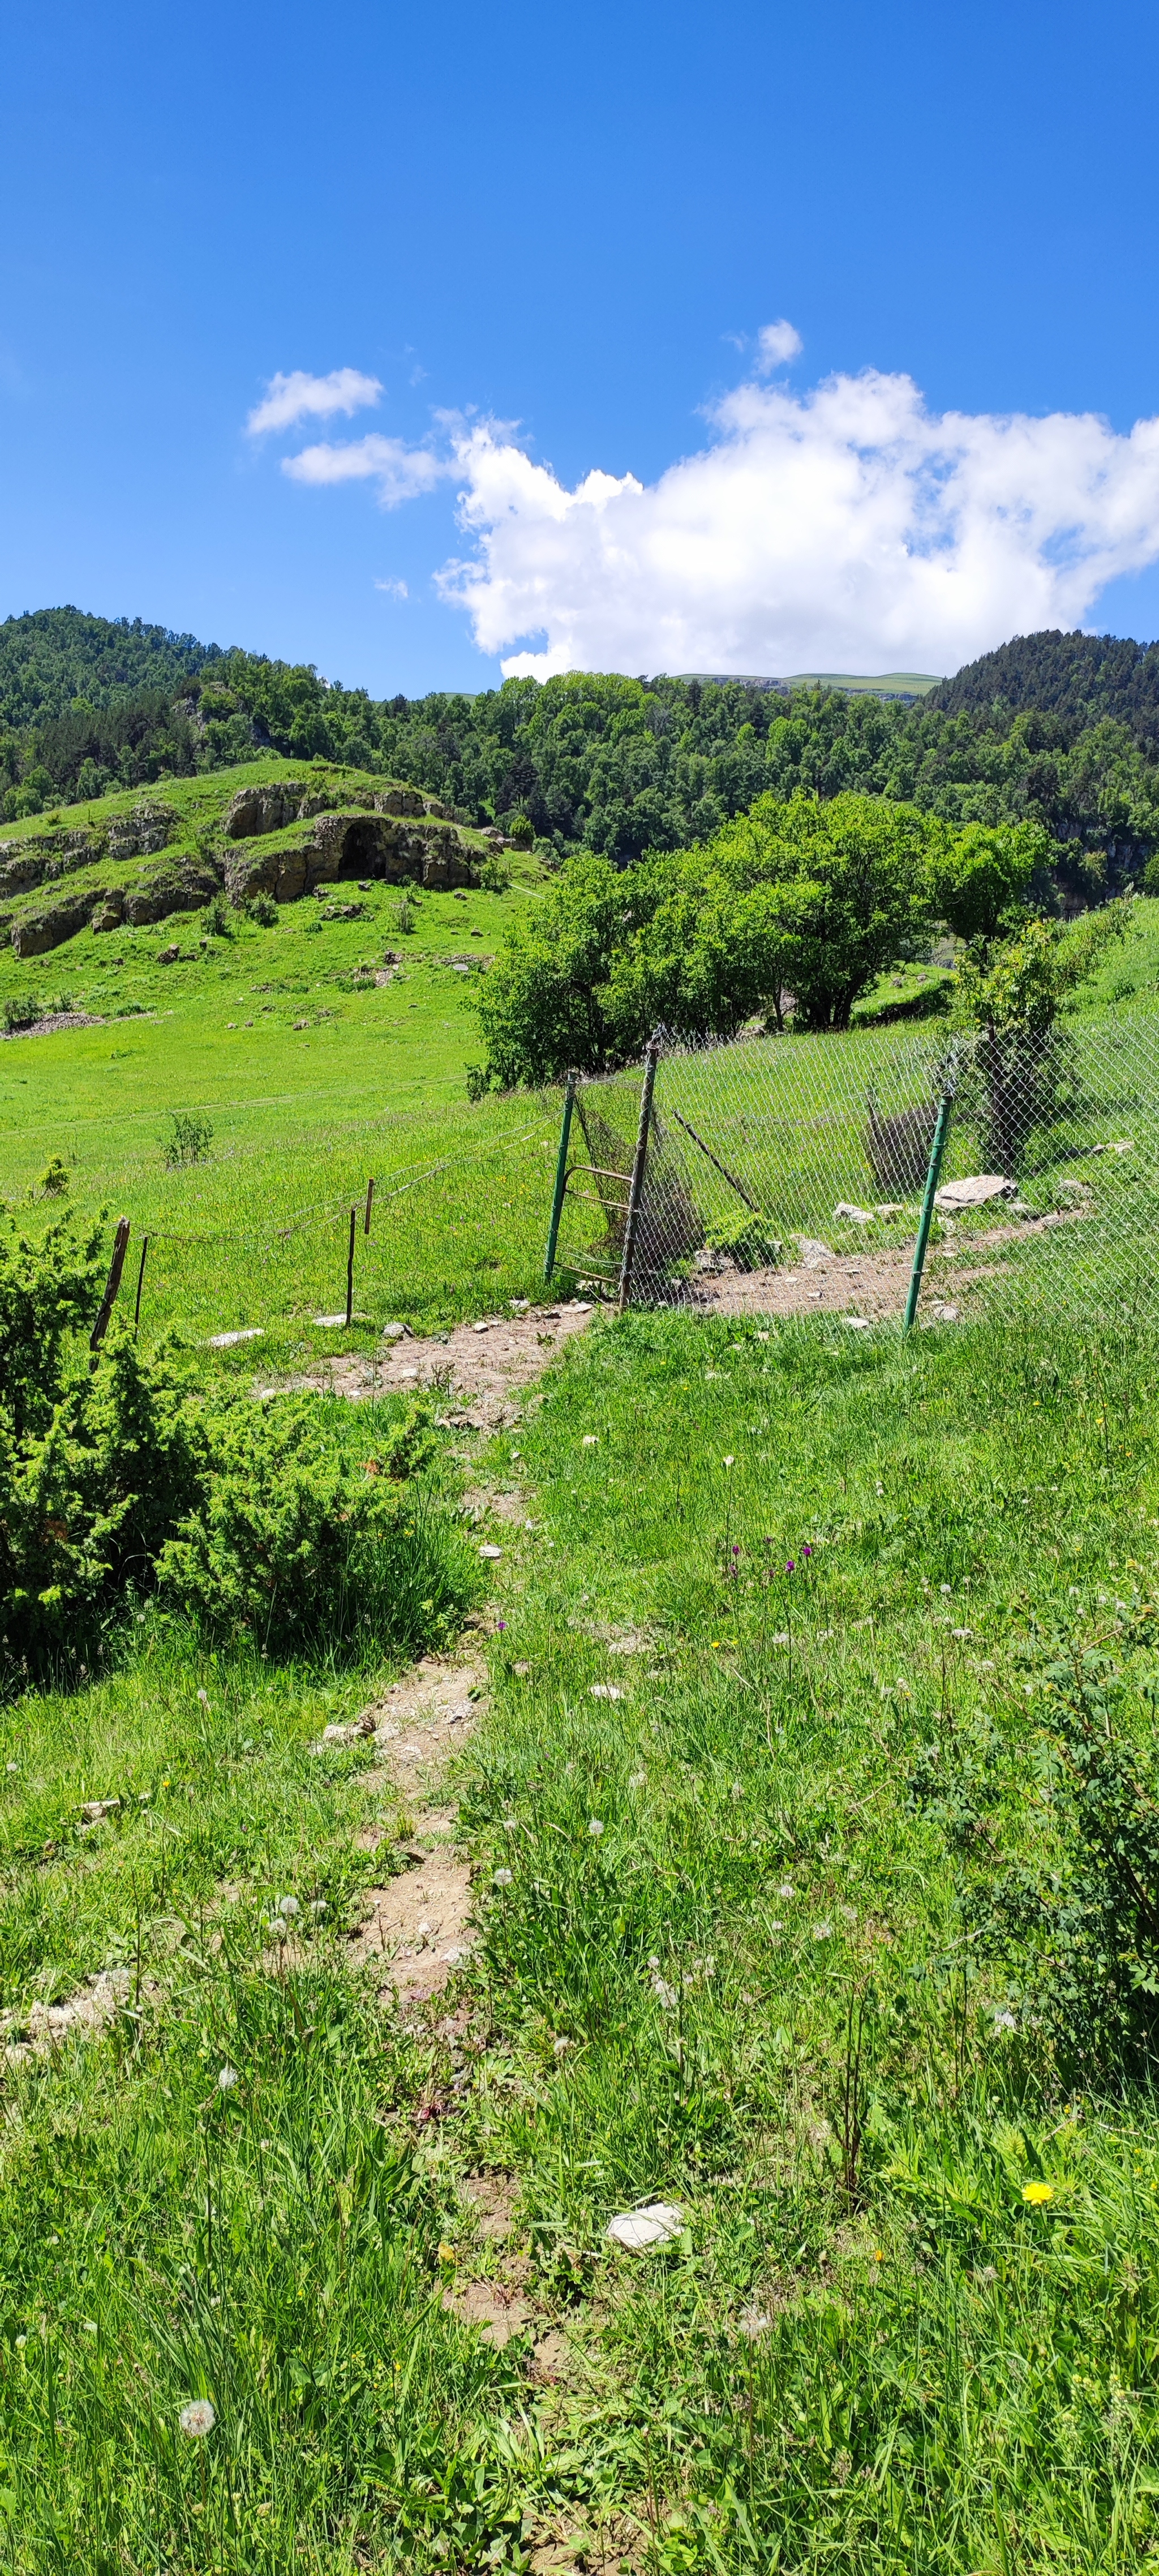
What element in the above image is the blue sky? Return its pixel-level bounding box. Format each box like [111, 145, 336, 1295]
[3, 0, 1159, 695]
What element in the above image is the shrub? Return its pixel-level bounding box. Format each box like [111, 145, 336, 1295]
[162, 1109, 213, 1167]
[202, 891, 233, 937]
[0, 1208, 475, 1678]
[2, 995, 44, 1034]
[247, 891, 278, 927]
[156, 1396, 473, 1658]
[479, 853, 512, 894]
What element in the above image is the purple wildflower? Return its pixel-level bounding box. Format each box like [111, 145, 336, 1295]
[785, 1560, 796, 1575]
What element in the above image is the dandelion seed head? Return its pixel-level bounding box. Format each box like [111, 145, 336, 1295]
[217, 2064, 238, 2091]
[278, 1895, 299, 1918]
[309, 1897, 328, 1917]
[196, 1689, 209, 1707]
[722, 1455, 734, 1468]
[493, 1867, 513, 1886]
[588, 1818, 604, 1837]
[179, 2399, 216, 2439]
[628, 1770, 646, 1788]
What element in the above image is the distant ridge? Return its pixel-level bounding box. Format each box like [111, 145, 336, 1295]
[673, 670, 942, 703]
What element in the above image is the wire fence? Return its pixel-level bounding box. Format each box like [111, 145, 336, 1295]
[548, 1011, 1159, 1326]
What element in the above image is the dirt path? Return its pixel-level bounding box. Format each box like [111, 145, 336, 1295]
[285, 1297, 595, 1428]
[692, 1206, 1079, 1322]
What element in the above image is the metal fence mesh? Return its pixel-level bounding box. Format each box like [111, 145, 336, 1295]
[550, 1011, 1159, 1324]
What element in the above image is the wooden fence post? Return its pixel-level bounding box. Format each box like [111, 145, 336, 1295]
[345, 1206, 357, 1330]
[89, 1217, 131, 1356]
[364, 1176, 375, 1235]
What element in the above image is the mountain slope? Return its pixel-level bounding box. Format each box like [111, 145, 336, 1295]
[928, 628, 1159, 745]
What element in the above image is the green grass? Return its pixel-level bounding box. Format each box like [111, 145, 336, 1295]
[6, 1301, 1159, 2568]
[0, 780, 559, 1357]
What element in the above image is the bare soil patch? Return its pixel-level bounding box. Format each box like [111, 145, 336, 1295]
[696, 1207, 1079, 1322]
[0, 1011, 105, 1040]
[342, 1653, 484, 2005]
[285, 1298, 595, 1428]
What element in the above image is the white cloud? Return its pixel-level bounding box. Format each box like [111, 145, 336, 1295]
[246, 367, 383, 435]
[434, 367, 1159, 679]
[284, 434, 452, 507]
[375, 575, 409, 598]
[756, 319, 803, 371]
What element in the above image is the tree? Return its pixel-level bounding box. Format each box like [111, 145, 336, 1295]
[616, 790, 943, 1036]
[928, 819, 1050, 946]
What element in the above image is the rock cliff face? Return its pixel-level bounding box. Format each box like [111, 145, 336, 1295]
[11, 856, 222, 957]
[0, 800, 178, 903]
[224, 808, 478, 905]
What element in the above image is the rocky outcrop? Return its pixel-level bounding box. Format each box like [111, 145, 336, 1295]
[12, 893, 100, 957]
[106, 801, 178, 859]
[0, 828, 101, 898]
[225, 809, 479, 906]
[379, 787, 426, 817]
[222, 782, 310, 839]
[12, 856, 221, 957]
[223, 778, 431, 839]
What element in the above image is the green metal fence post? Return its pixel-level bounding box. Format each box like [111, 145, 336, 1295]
[619, 1036, 661, 1312]
[903, 1075, 957, 1332]
[544, 1071, 578, 1282]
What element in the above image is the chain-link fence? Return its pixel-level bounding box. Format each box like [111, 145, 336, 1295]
[547, 1010, 1159, 1325]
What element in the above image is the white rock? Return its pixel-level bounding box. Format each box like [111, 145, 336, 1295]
[842, 1316, 872, 1330]
[479, 1542, 503, 1559]
[590, 1683, 624, 1700]
[834, 1203, 874, 1224]
[314, 1314, 351, 1328]
[797, 1238, 832, 1262]
[934, 1175, 1014, 1210]
[607, 2203, 684, 2250]
[208, 1327, 264, 1348]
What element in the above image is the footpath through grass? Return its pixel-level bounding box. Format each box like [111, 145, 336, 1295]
[6, 1302, 1159, 2569]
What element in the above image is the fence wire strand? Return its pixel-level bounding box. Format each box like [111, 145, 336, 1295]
[551, 1015, 1159, 1322]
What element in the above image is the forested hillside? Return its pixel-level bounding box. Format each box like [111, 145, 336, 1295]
[929, 627, 1159, 740]
[4, 607, 1159, 901]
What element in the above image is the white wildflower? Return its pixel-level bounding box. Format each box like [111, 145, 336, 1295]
[812, 1923, 832, 1941]
[651, 1975, 679, 2009]
[179, 2399, 216, 2438]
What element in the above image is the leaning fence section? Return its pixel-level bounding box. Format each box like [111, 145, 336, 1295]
[546, 1010, 1159, 1325]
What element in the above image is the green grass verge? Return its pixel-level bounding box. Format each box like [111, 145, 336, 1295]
[5, 1302, 1159, 2566]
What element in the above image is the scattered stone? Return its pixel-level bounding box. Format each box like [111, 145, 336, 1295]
[479, 1542, 503, 1559]
[606, 2203, 684, 2251]
[842, 1315, 872, 1330]
[934, 1174, 1015, 1210]
[208, 1327, 264, 1348]
[79, 1798, 120, 1823]
[834, 1202, 874, 1224]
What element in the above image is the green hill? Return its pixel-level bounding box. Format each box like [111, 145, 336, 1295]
[4, 608, 1159, 897]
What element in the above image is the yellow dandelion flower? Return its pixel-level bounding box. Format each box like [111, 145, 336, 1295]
[1022, 2181, 1054, 2205]
[437, 2240, 456, 2262]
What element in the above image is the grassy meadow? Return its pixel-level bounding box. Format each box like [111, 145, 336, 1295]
[7, 777, 1159, 2566]
[5, 1305, 1159, 2569]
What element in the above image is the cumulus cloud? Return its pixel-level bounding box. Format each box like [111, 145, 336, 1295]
[435, 361, 1159, 678]
[246, 367, 383, 435]
[756, 319, 803, 371]
[284, 434, 452, 507]
[375, 575, 409, 598]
